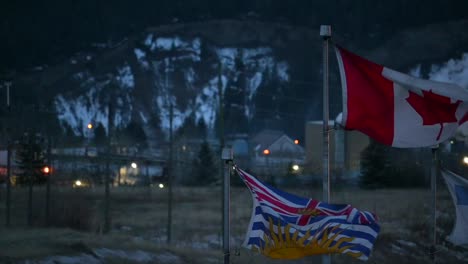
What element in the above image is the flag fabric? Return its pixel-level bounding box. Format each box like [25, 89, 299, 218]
[441, 169, 468, 246]
[236, 167, 380, 261]
[335, 46, 468, 148]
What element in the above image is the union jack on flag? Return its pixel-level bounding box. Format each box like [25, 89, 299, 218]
[236, 168, 380, 261]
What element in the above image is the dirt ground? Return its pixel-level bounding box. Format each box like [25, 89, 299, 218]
[0, 184, 467, 263]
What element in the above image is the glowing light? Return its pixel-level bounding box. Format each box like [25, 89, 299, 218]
[75, 180, 82, 186]
[463, 156, 468, 165]
[42, 166, 50, 174]
[263, 149, 270, 155]
[294, 139, 299, 145]
[131, 162, 138, 169]
[292, 164, 300, 171]
[159, 183, 164, 189]
[87, 123, 93, 129]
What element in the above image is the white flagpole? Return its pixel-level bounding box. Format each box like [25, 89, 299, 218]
[320, 24, 332, 264]
[430, 145, 439, 263]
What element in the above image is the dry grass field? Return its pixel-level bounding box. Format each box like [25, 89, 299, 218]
[0, 183, 467, 263]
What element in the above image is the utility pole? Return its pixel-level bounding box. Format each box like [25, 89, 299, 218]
[5, 81, 12, 227]
[104, 87, 114, 234]
[167, 103, 173, 244]
[45, 138, 52, 226]
[217, 62, 226, 251]
[6, 140, 11, 227]
[27, 149, 35, 227]
[430, 146, 439, 263]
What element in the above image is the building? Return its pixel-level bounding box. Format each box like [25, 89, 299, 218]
[305, 121, 369, 181]
[249, 129, 305, 177]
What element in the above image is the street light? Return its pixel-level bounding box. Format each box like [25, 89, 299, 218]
[463, 156, 468, 166]
[263, 149, 271, 182]
[87, 123, 93, 129]
[42, 166, 51, 174]
[292, 164, 300, 171]
[131, 162, 138, 169]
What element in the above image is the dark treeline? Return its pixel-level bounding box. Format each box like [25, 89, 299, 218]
[1, 0, 468, 73]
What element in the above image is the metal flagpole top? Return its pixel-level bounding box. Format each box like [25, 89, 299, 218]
[222, 147, 233, 161]
[320, 25, 332, 38]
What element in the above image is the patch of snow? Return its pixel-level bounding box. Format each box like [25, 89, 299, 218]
[156, 95, 192, 135]
[409, 64, 421, 77]
[391, 244, 408, 255]
[194, 76, 227, 129]
[192, 38, 201, 57]
[428, 53, 468, 88]
[242, 47, 272, 60]
[144, 34, 154, 47]
[276, 62, 289, 82]
[155, 252, 181, 263]
[184, 67, 196, 89]
[396, 239, 417, 248]
[73, 72, 86, 80]
[95, 248, 154, 262]
[116, 65, 134, 89]
[139, 111, 148, 124]
[39, 254, 101, 264]
[134, 48, 149, 69]
[247, 72, 263, 100]
[55, 76, 133, 136]
[216, 48, 237, 71]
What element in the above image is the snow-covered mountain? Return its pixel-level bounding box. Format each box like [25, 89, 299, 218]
[50, 21, 317, 143]
[8, 19, 468, 146]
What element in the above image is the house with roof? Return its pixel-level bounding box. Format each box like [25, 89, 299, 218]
[249, 129, 305, 178]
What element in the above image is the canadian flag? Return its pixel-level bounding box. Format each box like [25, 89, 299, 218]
[335, 46, 468, 148]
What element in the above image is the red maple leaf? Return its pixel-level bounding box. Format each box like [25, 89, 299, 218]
[406, 90, 461, 140]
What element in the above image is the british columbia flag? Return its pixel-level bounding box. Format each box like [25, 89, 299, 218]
[236, 167, 380, 261]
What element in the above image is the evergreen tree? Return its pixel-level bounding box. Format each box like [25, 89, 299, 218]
[15, 132, 47, 185]
[93, 122, 107, 147]
[196, 118, 207, 139]
[122, 121, 147, 145]
[360, 140, 426, 188]
[191, 141, 217, 186]
[224, 49, 248, 135]
[359, 140, 389, 189]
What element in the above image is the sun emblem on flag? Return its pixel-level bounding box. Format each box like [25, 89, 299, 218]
[254, 217, 363, 259]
